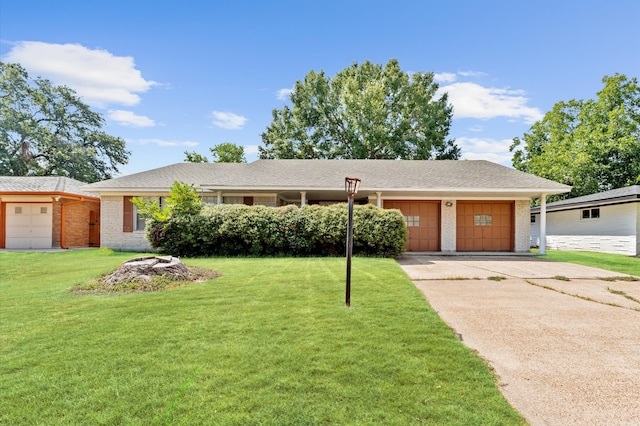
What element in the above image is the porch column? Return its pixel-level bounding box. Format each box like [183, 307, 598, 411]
[376, 192, 382, 208]
[539, 194, 547, 255]
[216, 191, 222, 205]
[300, 191, 306, 206]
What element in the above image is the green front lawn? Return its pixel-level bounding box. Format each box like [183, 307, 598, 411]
[535, 250, 640, 276]
[0, 250, 524, 425]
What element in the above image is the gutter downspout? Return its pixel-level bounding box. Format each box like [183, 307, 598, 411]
[60, 198, 84, 249]
[539, 194, 547, 255]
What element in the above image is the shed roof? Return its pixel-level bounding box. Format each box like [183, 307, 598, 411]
[0, 176, 99, 199]
[531, 185, 640, 212]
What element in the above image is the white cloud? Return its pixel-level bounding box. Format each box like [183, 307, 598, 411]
[434, 72, 457, 83]
[212, 111, 247, 129]
[244, 145, 260, 155]
[457, 70, 487, 78]
[108, 110, 155, 127]
[139, 138, 198, 147]
[2, 41, 157, 107]
[277, 88, 293, 100]
[438, 82, 543, 124]
[456, 136, 514, 166]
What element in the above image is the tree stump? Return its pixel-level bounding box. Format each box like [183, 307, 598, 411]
[104, 256, 189, 285]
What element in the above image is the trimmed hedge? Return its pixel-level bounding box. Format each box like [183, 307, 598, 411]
[148, 203, 407, 257]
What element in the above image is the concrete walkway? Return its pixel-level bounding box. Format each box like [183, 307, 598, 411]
[397, 255, 640, 426]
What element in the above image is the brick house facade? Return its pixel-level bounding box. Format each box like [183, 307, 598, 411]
[83, 160, 570, 254]
[0, 176, 100, 249]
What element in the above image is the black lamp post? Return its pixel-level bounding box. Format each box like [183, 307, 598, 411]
[344, 177, 361, 307]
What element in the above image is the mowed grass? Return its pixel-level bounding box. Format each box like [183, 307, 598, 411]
[0, 250, 524, 425]
[535, 250, 640, 276]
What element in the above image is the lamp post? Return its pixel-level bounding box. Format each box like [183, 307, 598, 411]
[344, 177, 361, 307]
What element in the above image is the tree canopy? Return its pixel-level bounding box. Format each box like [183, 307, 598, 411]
[0, 62, 129, 182]
[210, 142, 246, 163]
[259, 59, 460, 160]
[132, 181, 203, 222]
[183, 151, 209, 163]
[184, 142, 246, 163]
[511, 74, 640, 199]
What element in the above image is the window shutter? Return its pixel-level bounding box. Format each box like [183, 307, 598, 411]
[123, 196, 133, 232]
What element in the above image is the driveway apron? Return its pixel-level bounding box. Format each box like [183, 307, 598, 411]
[397, 255, 640, 426]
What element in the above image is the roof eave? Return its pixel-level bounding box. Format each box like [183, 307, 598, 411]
[531, 194, 640, 212]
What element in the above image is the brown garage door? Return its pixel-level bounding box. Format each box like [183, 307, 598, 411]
[385, 201, 440, 252]
[457, 201, 513, 251]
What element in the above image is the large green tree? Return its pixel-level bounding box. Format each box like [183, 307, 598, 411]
[210, 142, 246, 163]
[511, 74, 640, 200]
[259, 59, 459, 160]
[184, 142, 246, 163]
[0, 62, 129, 182]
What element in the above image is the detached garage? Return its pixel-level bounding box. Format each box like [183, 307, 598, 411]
[0, 176, 100, 250]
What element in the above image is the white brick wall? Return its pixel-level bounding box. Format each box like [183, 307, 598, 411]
[545, 235, 637, 256]
[100, 196, 153, 251]
[514, 200, 531, 252]
[440, 200, 456, 251]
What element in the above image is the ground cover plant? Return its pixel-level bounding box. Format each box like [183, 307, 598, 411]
[535, 250, 640, 276]
[0, 250, 524, 425]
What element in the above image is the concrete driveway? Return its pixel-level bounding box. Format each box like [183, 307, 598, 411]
[397, 255, 640, 426]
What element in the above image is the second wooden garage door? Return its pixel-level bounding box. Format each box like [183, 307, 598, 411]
[384, 201, 440, 252]
[456, 201, 513, 251]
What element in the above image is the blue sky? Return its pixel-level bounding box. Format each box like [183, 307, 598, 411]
[1, 0, 639, 176]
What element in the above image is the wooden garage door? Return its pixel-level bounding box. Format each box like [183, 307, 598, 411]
[385, 201, 440, 251]
[5, 203, 53, 249]
[457, 201, 513, 251]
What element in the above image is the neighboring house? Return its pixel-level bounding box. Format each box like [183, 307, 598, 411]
[0, 176, 101, 249]
[531, 185, 640, 256]
[82, 159, 570, 253]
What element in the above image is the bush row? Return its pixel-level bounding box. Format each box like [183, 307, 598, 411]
[148, 203, 407, 257]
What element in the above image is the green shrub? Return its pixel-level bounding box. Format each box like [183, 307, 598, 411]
[149, 203, 407, 257]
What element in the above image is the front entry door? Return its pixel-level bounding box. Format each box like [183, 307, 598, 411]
[89, 210, 100, 247]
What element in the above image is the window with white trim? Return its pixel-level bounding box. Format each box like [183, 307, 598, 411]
[581, 208, 600, 220]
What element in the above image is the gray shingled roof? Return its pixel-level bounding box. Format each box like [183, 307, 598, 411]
[83, 160, 570, 194]
[532, 185, 640, 212]
[0, 176, 100, 198]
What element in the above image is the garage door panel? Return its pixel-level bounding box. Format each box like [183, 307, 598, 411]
[5, 203, 53, 249]
[8, 214, 31, 227]
[31, 226, 51, 238]
[457, 201, 513, 252]
[385, 201, 440, 252]
[31, 211, 51, 226]
[30, 237, 53, 249]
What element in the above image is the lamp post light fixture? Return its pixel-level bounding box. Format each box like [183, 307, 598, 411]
[344, 177, 361, 307]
